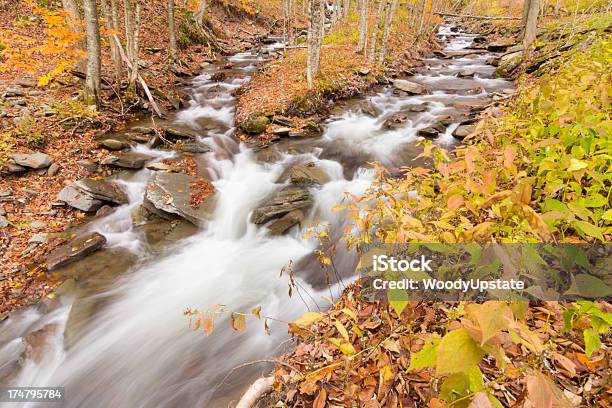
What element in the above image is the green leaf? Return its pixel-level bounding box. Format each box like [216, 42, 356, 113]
[440, 373, 470, 403]
[436, 329, 485, 375]
[583, 328, 602, 358]
[583, 193, 608, 208]
[565, 274, 612, 298]
[571, 220, 604, 241]
[388, 288, 409, 317]
[567, 202, 593, 221]
[407, 336, 440, 371]
[602, 209, 612, 221]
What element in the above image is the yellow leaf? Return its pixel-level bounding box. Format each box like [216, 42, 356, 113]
[250, 306, 262, 319]
[230, 313, 246, 331]
[293, 312, 324, 328]
[335, 320, 349, 341]
[567, 158, 588, 172]
[202, 317, 214, 336]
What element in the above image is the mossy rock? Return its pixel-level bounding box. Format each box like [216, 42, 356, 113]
[496, 51, 523, 77]
[241, 113, 270, 134]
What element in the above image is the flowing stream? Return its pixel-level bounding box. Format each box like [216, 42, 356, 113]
[0, 25, 512, 407]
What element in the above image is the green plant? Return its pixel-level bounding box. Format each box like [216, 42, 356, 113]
[16, 113, 45, 148]
[563, 301, 612, 357]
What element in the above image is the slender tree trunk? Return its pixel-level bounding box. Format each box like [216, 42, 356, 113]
[523, 0, 539, 55]
[307, 0, 325, 89]
[100, 0, 122, 84]
[554, 0, 559, 14]
[168, 0, 178, 61]
[195, 0, 207, 26]
[124, 0, 140, 91]
[367, 0, 384, 62]
[83, 0, 101, 105]
[378, 0, 397, 64]
[62, 0, 86, 70]
[357, 0, 368, 53]
[521, 0, 531, 39]
[418, 0, 427, 33]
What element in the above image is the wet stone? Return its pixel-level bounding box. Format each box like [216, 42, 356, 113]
[73, 178, 128, 204]
[101, 152, 153, 169]
[271, 116, 296, 128]
[289, 163, 330, 186]
[392, 79, 426, 94]
[453, 124, 476, 140]
[99, 139, 125, 151]
[57, 185, 103, 212]
[267, 210, 304, 235]
[251, 186, 312, 224]
[46, 232, 107, 270]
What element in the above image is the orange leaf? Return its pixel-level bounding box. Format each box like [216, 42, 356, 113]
[313, 387, 327, 408]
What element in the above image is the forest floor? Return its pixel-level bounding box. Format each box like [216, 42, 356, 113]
[0, 0, 281, 316]
[257, 14, 612, 408]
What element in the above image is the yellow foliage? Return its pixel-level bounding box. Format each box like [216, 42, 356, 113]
[0, 0, 84, 86]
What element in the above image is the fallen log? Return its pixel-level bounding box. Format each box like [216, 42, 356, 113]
[435, 12, 521, 20]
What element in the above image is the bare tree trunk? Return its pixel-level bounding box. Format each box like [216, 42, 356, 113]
[83, 0, 101, 105]
[195, 0, 207, 26]
[554, 0, 559, 14]
[62, 0, 86, 70]
[307, 0, 325, 89]
[418, 0, 427, 33]
[168, 0, 178, 61]
[124, 0, 140, 91]
[378, 0, 397, 64]
[521, 0, 530, 39]
[357, 0, 368, 53]
[367, 0, 384, 62]
[523, 0, 539, 55]
[100, 0, 122, 84]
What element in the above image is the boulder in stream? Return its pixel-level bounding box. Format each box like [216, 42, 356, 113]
[143, 172, 215, 227]
[392, 79, 426, 95]
[57, 185, 103, 212]
[271, 115, 296, 128]
[487, 39, 515, 52]
[289, 163, 330, 186]
[267, 210, 304, 235]
[251, 186, 312, 224]
[101, 152, 154, 169]
[46, 232, 106, 270]
[453, 124, 476, 140]
[73, 178, 128, 204]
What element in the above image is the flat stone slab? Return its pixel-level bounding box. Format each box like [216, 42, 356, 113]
[73, 178, 128, 204]
[289, 163, 330, 186]
[267, 210, 304, 235]
[57, 185, 103, 212]
[143, 172, 215, 227]
[392, 79, 426, 95]
[102, 152, 154, 169]
[46, 232, 106, 270]
[12, 152, 53, 169]
[251, 186, 312, 224]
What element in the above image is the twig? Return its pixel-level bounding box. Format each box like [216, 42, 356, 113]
[214, 359, 303, 396]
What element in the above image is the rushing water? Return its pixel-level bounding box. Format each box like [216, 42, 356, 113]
[0, 26, 512, 407]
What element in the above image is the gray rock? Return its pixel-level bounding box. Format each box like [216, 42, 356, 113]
[458, 70, 475, 78]
[267, 210, 304, 235]
[7, 163, 26, 173]
[12, 152, 52, 169]
[16, 79, 37, 88]
[383, 113, 409, 130]
[101, 152, 153, 169]
[0, 208, 5, 216]
[73, 178, 128, 204]
[251, 186, 312, 224]
[0, 215, 8, 228]
[487, 40, 515, 52]
[496, 51, 523, 77]
[453, 124, 476, 139]
[29, 233, 48, 244]
[146, 162, 175, 172]
[50, 201, 66, 207]
[418, 127, 440, 138]
[46, 232, 106, 270]
[28, 90, 44, 96]
[161, 125, 198, 139]
[180, 142, 211, 154]
[95, 205, 115, 217]
[289, 163, 330, 186]
[358, 68, 370, 76]
[272, 127, 292, 136]
[271, 116, 296, 128]
[143, 172, 216, 227]
[0, 190, 12, 198]
[57, 185, 103, 212]
[131, 126, 155, 134]
[99, 139, 124, 151]
[22, 188, 38, 196]
[392, 80, 426, 94]
[47, 162, 60, 176]
[407, 105, 427, 113]
[28, 220, 47, 229]
[76, 160, 99, 172]
[3, 88, 25, 97]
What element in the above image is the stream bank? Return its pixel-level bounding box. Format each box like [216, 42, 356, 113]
[0, 22, 516, 408]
